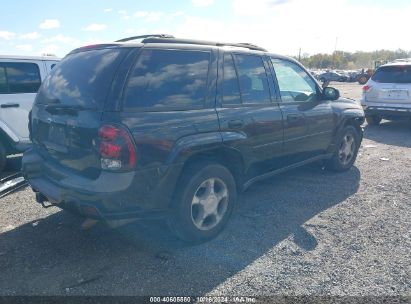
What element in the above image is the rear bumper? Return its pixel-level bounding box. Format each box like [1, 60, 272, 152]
[22, 148, 183, 220]
[364, 105, 411, 119]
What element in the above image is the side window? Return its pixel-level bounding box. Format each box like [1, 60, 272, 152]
[0, 66, 7, 94]
[234, 54, 271, 104]
[271, 58, 317, 102]
[6, 63, 41, 94]
[222, 54, 241, 105]
[123, 49, 210, 110]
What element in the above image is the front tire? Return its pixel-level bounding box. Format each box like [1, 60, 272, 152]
[169, 162, 237, 243]
[366, 115, 382, 126]
[326, 126, 360, 172]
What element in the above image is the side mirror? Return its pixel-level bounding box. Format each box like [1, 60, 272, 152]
[322, 87, 340, 101]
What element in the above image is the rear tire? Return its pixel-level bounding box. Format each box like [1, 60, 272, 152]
[326, 126, 360, 172]
[366, 115, 382, 126]
[168, 161, 237, 243]
[358, 75, 368, 85]
[0, 142, 7, 173]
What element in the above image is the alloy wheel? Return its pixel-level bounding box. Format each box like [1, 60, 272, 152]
[190, 178, 229, 231]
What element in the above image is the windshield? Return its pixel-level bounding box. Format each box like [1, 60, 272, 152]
[35, 48, 128, 109]
[372, 65, 411, 83]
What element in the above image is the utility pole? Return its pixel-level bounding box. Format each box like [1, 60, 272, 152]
[332, 37, 338, 68]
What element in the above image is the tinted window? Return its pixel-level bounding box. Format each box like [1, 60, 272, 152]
[222, 54, 241, 105]
[123, 49, 210, 110]
[0, 63, 41, 94]
[372, 66, 411, 83]
[36, 48, 127, 108]
[234, 54, 271, 104]
[271, 58, 317, 102]
[0, 66, 6, 93]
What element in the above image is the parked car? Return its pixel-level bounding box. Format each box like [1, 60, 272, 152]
[309, 70, 321, 80]
[22, 35, 364, 243]
[361, 61, 411, 125]
[319, 71, 348, 83]
[348, 70, 361, 82]
[0, 55, 59, 172]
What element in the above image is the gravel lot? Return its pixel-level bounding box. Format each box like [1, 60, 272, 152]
[0, 82, 410, 300]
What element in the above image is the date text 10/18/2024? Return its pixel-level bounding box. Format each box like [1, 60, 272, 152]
[150, 296, 257, 303]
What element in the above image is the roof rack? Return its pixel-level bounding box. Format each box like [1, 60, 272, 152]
[115, 34, 175, 43]
[393, 58, 411, 63]
[141, 37, 267, 52]
[116, 34, 267, 52]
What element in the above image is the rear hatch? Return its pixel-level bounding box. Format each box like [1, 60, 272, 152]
[31, 47, 128, 179]
[365, 65, 411, 104]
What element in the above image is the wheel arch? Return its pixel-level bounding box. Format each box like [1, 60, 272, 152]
[175, 146, 245, 194]
[342, 116, 364, 135]
[327, 112, 364, 154]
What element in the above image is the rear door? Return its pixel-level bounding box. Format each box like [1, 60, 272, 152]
[31, 47, 129, 178]
[112, 47, 220, 171]
[270, 58, 334, 165]
[217, 52, 283, 179]
[0, 60, 45, 142]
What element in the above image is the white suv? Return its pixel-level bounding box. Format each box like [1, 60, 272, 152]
[0, 55, 59, 171]
[361, 60, 411, 125]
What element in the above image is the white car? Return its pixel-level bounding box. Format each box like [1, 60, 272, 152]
[0, 55, 59, 171]
[361, 61, 411, 125]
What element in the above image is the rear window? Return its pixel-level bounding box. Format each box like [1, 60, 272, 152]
[372, 66, 411, 84]
[233, 54, 271, 104]
[0, 62, 41, 94]
[222, 54, 241, 105]
[123, 49, 210, 110]
[36, 48, 127, 108]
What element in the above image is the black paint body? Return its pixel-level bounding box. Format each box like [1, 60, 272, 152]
[22, 43, 364, 220]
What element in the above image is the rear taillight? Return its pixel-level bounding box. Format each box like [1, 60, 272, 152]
[362, 85, 372, 92]
[98, 124, 136, 171]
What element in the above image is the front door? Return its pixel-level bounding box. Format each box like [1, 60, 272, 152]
[0, 61, 43, 142]
[270, 58, 334, 165]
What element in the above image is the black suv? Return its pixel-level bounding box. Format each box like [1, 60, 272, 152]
[22, 35, 364, 242]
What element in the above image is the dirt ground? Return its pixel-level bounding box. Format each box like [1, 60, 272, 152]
[0, 82, 410, 301]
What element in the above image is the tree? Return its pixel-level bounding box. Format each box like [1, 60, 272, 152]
[294, 49, 411, 70]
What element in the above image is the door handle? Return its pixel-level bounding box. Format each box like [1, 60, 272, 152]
[287, 113, 304, 122]
[1, 103, 20, 108]
[228, 119, 244, 128]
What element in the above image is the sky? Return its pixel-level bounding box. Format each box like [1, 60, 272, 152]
[1, 0, 410, 58]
